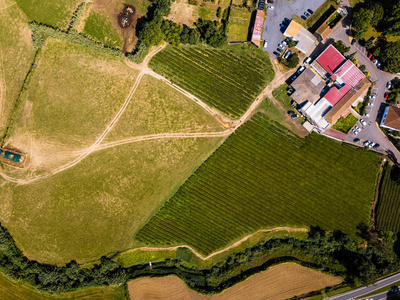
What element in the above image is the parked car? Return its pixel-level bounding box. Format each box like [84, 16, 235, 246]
[360, 119, 366, 126]
[364, 113, 370, 117]
[278, 43, 284, 49]
[284, 50, 292, 60]
[307, 9, 314, 14]
[267, 0, 274, 3]
[368, 102, 374, 106]
[387, 82, 392, 89]
[280, 24, 286, 29]
[352, 129, 358, 135]
[371, 57, 376, 62]
[369, 142, 376, 148]
[374, 59, 379, 65]
[351, 39, 356, 45]
[287, 110, 294, 115]
[263, 40, 268, 48]
[368, 53, 372, 59]
[291, 114, 299, 119]
[273, 51, 281, 56]
[298, 66, 305, 73]
[373, 143, 380, 149]
[277, 48, 283, 53]
[355, 125, 361, 132]
[284, 18, 290, 24]
[301, 15, 307, 20]
[377, 62, 381, 68]
[384, 92, 389, 99]
[304, 57, 312, 65]
[353, 138, 360, 143]
[304, 11, 311, 18]
[282, 40, 287, 46]
[267, 5, 274, 10]
[369, 95, 376, 99]
[364, 140, 370, 147]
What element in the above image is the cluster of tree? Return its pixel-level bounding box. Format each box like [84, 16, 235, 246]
[1, 220, 399, 296]
[278, 52, 299, 69]
[364, 38, 400, 73]
[332, 40, 350, 55]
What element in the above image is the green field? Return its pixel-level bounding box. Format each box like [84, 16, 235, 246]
[332, 113, 358, 134]
[0, 272, 126, 300]
[83, 11, 123, 49]
[272, 84, 293, 111]
[375, 164, 400, 233]
[0, 0, 36, 135]
[148, 44, 275, 118]
[227, 7, 252, 42]
[15, 0, 81, 29]
[135, 113, 380, 255]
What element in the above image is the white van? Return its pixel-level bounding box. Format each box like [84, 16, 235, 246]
[304, 57, 312, 64]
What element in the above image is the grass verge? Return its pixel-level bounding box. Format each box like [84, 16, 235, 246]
[332, 113, 358, 134]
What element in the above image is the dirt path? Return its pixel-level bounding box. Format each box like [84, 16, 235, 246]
[134, 227, 308, 261]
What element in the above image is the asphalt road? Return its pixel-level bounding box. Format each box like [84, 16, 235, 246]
[261, 0, 325, 56]
[327, 273, 400, 300]
[328, 0, 400, 161]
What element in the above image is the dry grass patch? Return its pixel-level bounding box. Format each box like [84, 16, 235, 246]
[128, 263, 342, 300]
[0, 0, 35, 135]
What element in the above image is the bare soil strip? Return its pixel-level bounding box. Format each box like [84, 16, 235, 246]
[127, 263, 342, 300]
[133, 227, 307, 261]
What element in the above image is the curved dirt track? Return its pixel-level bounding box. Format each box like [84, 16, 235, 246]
[133, 227, 308, 261]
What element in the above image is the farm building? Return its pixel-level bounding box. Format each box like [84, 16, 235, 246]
[380, 106, 400, 132]
[314, 8, 347, 41]
[251, 10, 265, 47]
[283, 20, 317, 53]
[291, 45, 368, 129]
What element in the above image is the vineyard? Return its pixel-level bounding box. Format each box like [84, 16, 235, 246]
[375, 164, 400, 233]
[135, 113, 380, 255]
[148, 45, 275, 118]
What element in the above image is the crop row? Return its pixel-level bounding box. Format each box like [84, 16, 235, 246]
[149, 46, 275, 118]
[375, 165, 400, 232]
[135, 114, 380, 255]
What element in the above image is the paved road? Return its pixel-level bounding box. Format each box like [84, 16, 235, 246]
[328, 0, 400, 162]
[261, 0, 325, 56]
[328, 273, 400, 300]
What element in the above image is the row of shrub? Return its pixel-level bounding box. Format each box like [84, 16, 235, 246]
[1, 220, 400, 296]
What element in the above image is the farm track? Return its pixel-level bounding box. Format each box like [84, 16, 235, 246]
[133, 227, 308, 261]
[0, 44, 295, 185]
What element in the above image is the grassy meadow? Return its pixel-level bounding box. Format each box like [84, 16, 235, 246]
[227, 7, 252, 42]
[332, 113, 358, 134]
[83, 11, 123, 49]
[149, 44, 275, 118]
[0, 0, 35, 136]
[375, 164, 400, 233]
[136, 113, 380, 255]
[0, 272, 126, 300]
[15, 0, 81, 29]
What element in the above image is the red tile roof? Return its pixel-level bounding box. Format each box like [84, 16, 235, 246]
[324, 84, 352, 105]
[316, 44, 346, 75]
[336, 61, 365, 87]
[251, 10, 265, 47]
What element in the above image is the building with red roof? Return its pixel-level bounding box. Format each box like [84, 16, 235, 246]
[251, 10, 265, 47]
[314, 44, 346, 75]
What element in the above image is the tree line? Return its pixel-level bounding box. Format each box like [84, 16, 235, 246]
[1, 220, 400, 296]
[352, 0, 400, 73]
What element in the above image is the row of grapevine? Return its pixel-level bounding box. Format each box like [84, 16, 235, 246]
[148, 45, 275, 118]
[135, 113, 380, 255]
[375, 164, 400, 232]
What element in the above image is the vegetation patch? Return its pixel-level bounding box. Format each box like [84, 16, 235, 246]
[375, 164, 400, 233]
[227, 7, 252, 42]
[135, 113, 380, 255]
[332, 113, 358, 134]
[294, 0, 339, 30]
[127, 264, 342, 300]
[149, 44, 275, 118]
[83, 11, 124, 49]
[15, 0, 81, 29]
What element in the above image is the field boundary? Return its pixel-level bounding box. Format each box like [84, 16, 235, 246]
[370, 159, 388, 229]
[133, 227, 308, 261]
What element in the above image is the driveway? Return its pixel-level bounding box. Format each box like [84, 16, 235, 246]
[327, 0, 400, 161]
[261, 0, 325, 56]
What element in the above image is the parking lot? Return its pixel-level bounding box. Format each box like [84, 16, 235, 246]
[261, 0, 325, 56]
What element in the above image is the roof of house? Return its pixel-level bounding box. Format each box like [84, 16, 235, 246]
[316, 44, 346, 75]
[324, 77, 371, 124]
[383, 106, 400, 131]
[251, 10, 265, 47]
[284, 20, 302, 37]
[294, 27, 317, 53]
[323, 84, 352, 106]
[291, 68, 325, 104]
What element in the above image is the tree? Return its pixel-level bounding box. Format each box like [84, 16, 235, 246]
[332, 40, 350, 54]
[286, 53, 299, 68]
[381, 41, 400, 73]
[365, 3, 384, 27]
[365, 38, 374, 50]
[352, 7, 373, 33]
[216, 7, 222, 18]
[151, 0, 171, 17]
[347, 51, 357, 60]
[161, 20, 182, 45]
[386, 2, 400, 37]
[288, 38, 296, 48]
[138, 19, 164, 47]
[359, 64, 366, 72]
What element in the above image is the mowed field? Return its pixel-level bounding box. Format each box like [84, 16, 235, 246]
[127, 263, 342, 300]
[375, 164, 400, 233]
[136, 113, 380, 255]
[149, 45, 275, 118]
[227, 7, 252, 42]
[0, 272, 126, 300]
[0, 0, 35, 136]
[15, 0, 81, 29]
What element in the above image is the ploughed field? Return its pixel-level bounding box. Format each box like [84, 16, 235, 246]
[136, 113, 380, 255]
[127, 263, 342, 300]
[148, 45, 275, 118]
[375, 164, 400, 233]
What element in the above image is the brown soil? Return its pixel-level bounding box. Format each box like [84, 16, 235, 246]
[91, 0, 137, 53]
[168, 0, 195, 26]
[127, 263, 343, 300]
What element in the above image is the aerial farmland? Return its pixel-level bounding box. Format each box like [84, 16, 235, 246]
[1, 0, 400, 299]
